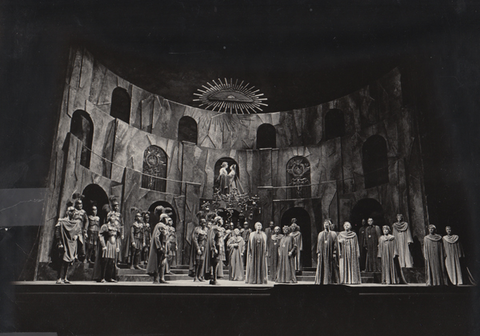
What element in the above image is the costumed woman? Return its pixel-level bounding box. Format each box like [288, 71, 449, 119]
[377, 225, 404, 284]
[442, 226, 465, 285]
[315, 219, 338, 285]
[245, 222, 268, 284]
[392, 214, 414, 268]
[424, 224, 448, 286]
[337, 221, 361, 284]
[227, 228, 245, 281]
[276, 226, 297, 284]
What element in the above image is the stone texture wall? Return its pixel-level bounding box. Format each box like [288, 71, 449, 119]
[36, 47, 429, 274]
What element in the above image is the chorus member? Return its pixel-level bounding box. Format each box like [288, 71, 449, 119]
[245, 222, 268, 284]
[94, 216, 121, 283]
[377, 225, 401, 284]
[165, 217, 177, 274]
[315, 220, 338, 285]
[189, 219, 208, 282]
[129, 212, 145, 270]
[392, 214, 414, 268]
[357, 219, 367, 271]
[146, 219, 169, 284]
[424, 225, 448, 286]
[443, 226, 464, 285]
[107, 200, 124, 263]
[269, 226, 283, 281]
[54, 205, 81, 284]
[73, 198, 89, 261]
[142, 212, 151, 266]
[290, 219, 303, 274]
[276, 226, 297, 284]
[338, 222, 361, 284]
[227, 229, 245, 281]
[241, 221, 252, 266]
[364, 218, 381, 272]
[86, 205, 100, 263]
[265, 221, 275, 273]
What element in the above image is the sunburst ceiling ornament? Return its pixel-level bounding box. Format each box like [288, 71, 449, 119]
[193, 78, 268, 114]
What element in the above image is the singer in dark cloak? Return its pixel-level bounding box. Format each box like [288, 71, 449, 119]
[268, 226, 283, 281]
[92, 216, 121, 282]
[146, 215, 169, 284]
[424, 224, 448, 286]
[189, 219, 207, 281]
[364, 218, 381, 272]
[245, 222, 268, 284]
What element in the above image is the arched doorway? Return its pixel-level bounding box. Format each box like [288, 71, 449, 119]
[281, 207, 312, 267]
[81, 184, 109, 224]
[178, 116, 198, 144]
[110, 87, 131, 124]
[148, 201, 177, 226]
[256, 123, 276, 149]
[350, 198, 385, 231]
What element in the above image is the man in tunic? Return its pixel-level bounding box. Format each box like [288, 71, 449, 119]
[364, 217, 381, 272]
[189, 218, 208, 281]
[54, 205, 81, 284]
[377, 225, 402, 284]
[269, 226, 283, 281]
[392, 214, 414, 268]
[73, 198, 89, 262]
[276, 226, 297, 283]
[107, 200, 124, 263]
[146, 214, 169, 284]
[290, 219, 303, 274]
[208, 217, 223, 285]
[86, 205, 100, 263]
[338, 222, 361, 284]
[315, 219, 338, 285]
[424, 224, 448, 286]
[245, 222, 268, 284]
[129, 212, 145, 270]
[443, 226, 464, 285]
[93, 216, 121, 282]
[227, 228, 245, 281]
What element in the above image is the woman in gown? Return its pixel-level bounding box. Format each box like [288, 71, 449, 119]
[227, 228, 245, 281]
[378, 225, 402, 284]
[442, 226, 464, 285]
[245, 222, 268, 284]
[276, 226, 297, 283]
[337, 221, 361, 284]
[392, 214, 414, 268]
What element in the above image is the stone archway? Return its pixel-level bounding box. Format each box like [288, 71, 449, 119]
[81, 184, 109, 224]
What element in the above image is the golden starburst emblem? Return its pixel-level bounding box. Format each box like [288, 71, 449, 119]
[194, 78, 268, 114]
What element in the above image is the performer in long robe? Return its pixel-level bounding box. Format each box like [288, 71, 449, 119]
[146, 216, 169, 284]
[315, 220, 338, 285]
[129, 213, 145, 270]
[276, 226, 297, 283]
[357, 219, 367, 271]
[53, 205, 81, 284]
[392, 214, 414, 268]
[227, 229, 245, 281]
[265, 221, 275, 273]
[93, 216, 121, 282]
[241, 221, 252, 267]
[290, 219, 303, 274]
[269, 226, 283, 281]
[424, 224, 448, 286]
[107, 200, 124, 263]
[86, 206, 100, 263]
[338, 222, 361, 284]
[377, 225, 402, 284]
[216, 162, 229, 194]
[443, 226, 464, 285]
[245, 222, 268, 284]
[189, 219, 207, 281]
[364, 218, 381, 272]
[73, 199, 89, 262]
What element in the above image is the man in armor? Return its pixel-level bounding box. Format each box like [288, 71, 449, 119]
[86, 205, 100, 263]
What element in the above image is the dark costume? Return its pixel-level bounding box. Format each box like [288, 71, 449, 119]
[86, 214, 100, 262]
[276, 234, 297, 283]
[227, 235, 245, 281]
[377, 234, 403, 284]
[208, 225, 221, 284]
[265, 226, 274, 270]
[245, 231, 268, 284]
[424, 233, 448, 286]
[142, 223, 151, 264]
[146, 222, 168, 283]
[314, 230, 338, 285]
[392, 221, 414, 268]
[443, 235, 464, 285]
[268, 232, 283, 281]
[290, 230, 303, 273]
[338, 231, 361, 284]
[73, 208, 89, 259]
[53, 216, 81, 281]
[130, 220, 145, 268]
[241, 227, 252, 266]
[92, 222, 120, 282]
[166, 225, 177, 273]
[357, 223, 367, 271]
[364, 224, 382, 272]
[189, 225, 208, 280]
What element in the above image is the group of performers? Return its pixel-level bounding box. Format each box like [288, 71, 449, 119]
[53, 197, 469, 286]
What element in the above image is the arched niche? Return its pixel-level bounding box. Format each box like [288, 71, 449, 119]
[286, 156, 311, 199]
[110, 87, 131, 124]
[141, 145, 168, 192]
[324, 109, 345, 140]
[281, 207, 312, 267]
[362, 135, 389, 188]
[214, 157, 240, 194]
[70, 110, 93, 168]
[178, 116, 198, 144]
[81, 184, 109, 224]
[256, 123, 276, 149]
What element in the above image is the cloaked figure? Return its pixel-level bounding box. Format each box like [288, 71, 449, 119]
[424, 224, 448, 286]
[363, 218, 381, 272]
[265, 221, 275, 273]
[338, 222, 361, 284]
[392, 214, 414, 268]
[268, 226, 283, 281]
[72, 196, 89, 262]
[245, 222, 268, 284]
[357, 219, 368, 271]
[378, 225, 405, 284]
[289, 219, 303, 274]
[146, 213, 169, 284]
[442, 226, 465, 285]
[208, 217, 223, 285]
[165, 217, 177, 274]
[227, 228, 245, 281]
[93, 216, 121, 283]
[276, 226, 297, 284]
[315, 220, 338, 285]
[217, 162, 230, 195]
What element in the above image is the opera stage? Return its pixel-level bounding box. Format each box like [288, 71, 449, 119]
[11, 281, 478, 336]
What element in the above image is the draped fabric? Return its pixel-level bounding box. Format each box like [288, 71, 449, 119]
[290, 231, 303, 271]
[92, 222, 120, 281]
[276, 235, 297, 283]
[227, 236, 245, 281]
[424, 234, 448, 286]
[392, 221, 414, 268]
[217, 167, 229, 194]
[364, 225, 382, 272]
[55, 218, 81, 263]
[443, 235, 464, 285]
[377, 234, 400, 284]
[338, 231, 361, 284]
[269, 233, 283, 281]
[245, 231, 268, 284]
[146, 223, 167, 275]
[314, 230, 338, 284]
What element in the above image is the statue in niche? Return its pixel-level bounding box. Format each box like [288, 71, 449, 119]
[216, 162, 243, 195]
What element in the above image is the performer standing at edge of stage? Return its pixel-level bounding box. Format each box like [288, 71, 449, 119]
[290, 219, 303, 275]
[442, 226, 465, 286]
[245, 222, 268, 284]
[269, 226, 283, 281]
[392, 214, 414, 268]
[424, 224, 448, 286]
[377, 225, 403, 284]
[146, 212, 169, 284]
[53, 203, 81, 284]
[208, 217, 223, 285]
[94, 216, 121, 283]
